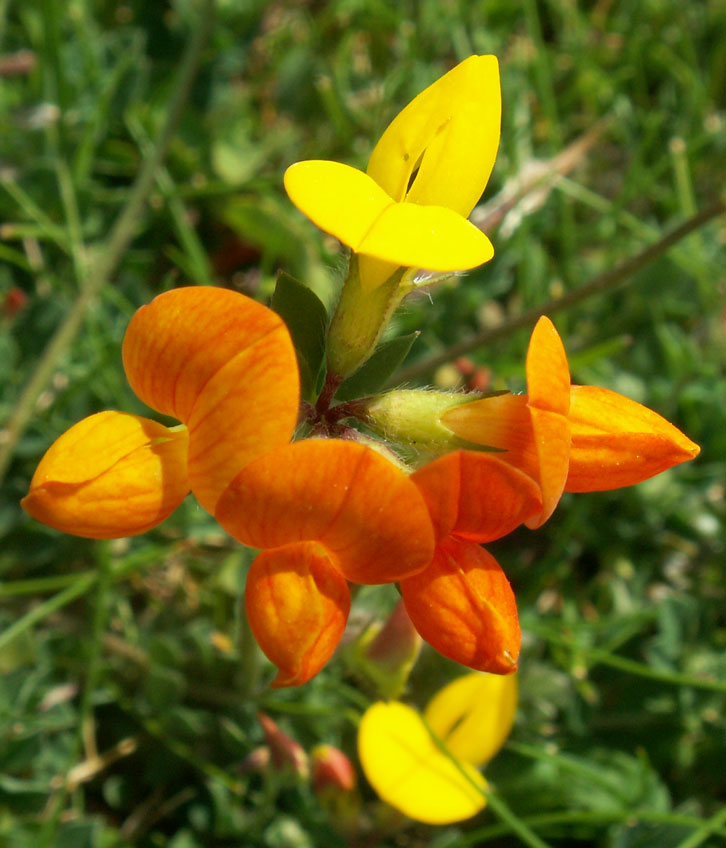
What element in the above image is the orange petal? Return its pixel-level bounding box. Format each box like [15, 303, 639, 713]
[186, 332, 299, 513]
[524, 317, 572, 527]
[565, 385, 700, 492]
[21, 411, 189, 538]
[441, 393, 539, 479]
[215, 439, 435, 585]
[401, 536, 520, 674]
[122, 286, 299, 422]
[525, 406, 571, 529]
[122, 287, 299, 513]
[246, 541, 350, 687]
[526, 316, 570, 416]
[411, 451, 542, 543]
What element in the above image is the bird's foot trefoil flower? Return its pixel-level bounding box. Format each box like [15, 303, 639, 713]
[285, 55, 501, 379]
[358, 671, 517, 824]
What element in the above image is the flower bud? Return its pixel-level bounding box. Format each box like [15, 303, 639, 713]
[311, 745, 356, 794]
[257, 713, 309, 779]
[401, 536, 520, 675]
[364, 389, 476, 454]
[245, 542, 350, 687]
[22, 411, 189, 538]
[355, 599, 422, 698]
[311, 745, 361, 834]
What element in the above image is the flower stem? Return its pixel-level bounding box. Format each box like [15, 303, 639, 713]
[326, 257, 406, 381]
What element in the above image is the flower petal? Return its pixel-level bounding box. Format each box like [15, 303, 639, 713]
[357, 201, 493, 275]
[186, 332, 298, 513]
[122, 287, 299, 514]
[441, 393, 539, 478]
[525, 406, 571, 529]
[215, 439, 435, 584]
[122, 286, 298, 424]
[22, 411, 189, 538]
[401, 536, 520, 674]
[246, 542, 350, 687]
[284, 160, 394, 250]
[411, 450, 542, 543]
[368, 55, 501, 216]
[526, 316, 571, 416]
[358, 701, 487, 825]
[424, 672, 517, 767]
[524, 317, 572, 527]
[565, 385, 700, 491]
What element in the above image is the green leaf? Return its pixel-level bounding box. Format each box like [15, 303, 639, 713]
[336, 332, 419, 402]
[271, 271, 328, 401]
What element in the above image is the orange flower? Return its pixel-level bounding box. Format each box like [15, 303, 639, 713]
[400, 450, 542, 674]
[22, 287, 299, 537]
[442, 316, 700, 526]
[215, 438, 436, 686]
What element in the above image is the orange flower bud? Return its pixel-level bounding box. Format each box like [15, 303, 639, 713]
[257, 713, 309, 778]
[245, 541, 351, 687]
[401, 536, 520, 674]
[565, 385, 700, 492]
[21, 411, 189, 538]
[311, 744, 357, 794]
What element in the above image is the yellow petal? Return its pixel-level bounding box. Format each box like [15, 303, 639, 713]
[284, 160, 394, 249]
[358, 701, 487, 825]
[357, 202, 494, 275]
[22, 411, 189, 538]
[424, 672, 517, 767]
[368, 55, 501, 216]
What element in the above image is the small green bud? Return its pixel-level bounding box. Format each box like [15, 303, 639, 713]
[364, 389, 478, 454]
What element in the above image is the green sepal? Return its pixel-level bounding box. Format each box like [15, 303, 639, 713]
[336, 332, 419, 402]
[271, 271, 328, 401]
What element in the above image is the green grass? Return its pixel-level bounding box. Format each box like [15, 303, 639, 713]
[1, 1, 725, 846]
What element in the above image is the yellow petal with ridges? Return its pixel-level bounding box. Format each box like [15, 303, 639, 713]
[368, 55, 501, 215]
[358, 701, 487, 824]
[284, 160, 394, 250]
[424, 672, 517, 767]
[357, 202, 493, 274]
[21, 411, 189, 539]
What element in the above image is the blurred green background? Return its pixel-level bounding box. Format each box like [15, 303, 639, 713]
[1, 1, 725, 846]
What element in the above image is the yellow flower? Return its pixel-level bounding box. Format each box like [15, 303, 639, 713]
[285, 55, 501, 290]
[358, 671, 517, 825]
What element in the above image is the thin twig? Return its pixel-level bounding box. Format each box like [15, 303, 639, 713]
[0, 0, 216, 484]
[391, 198, 725, 386]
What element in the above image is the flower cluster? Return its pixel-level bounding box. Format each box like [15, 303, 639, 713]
[23, 55, 699, 691]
